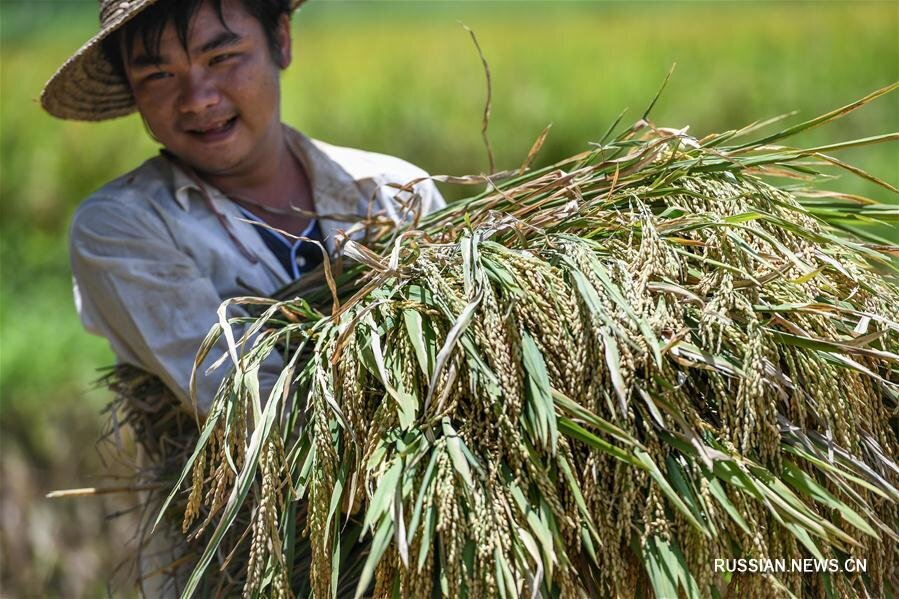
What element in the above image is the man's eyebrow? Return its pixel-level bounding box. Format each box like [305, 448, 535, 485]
[130, 51, 168, 69]
[195, 31, 243, 55]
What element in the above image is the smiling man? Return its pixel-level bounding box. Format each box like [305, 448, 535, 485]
[42, 1, 443, 594]
[42, 0, 444, 419]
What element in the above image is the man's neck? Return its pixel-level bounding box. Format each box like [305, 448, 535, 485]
[190, 124, 315, 232]
[199, 123, 292, 204]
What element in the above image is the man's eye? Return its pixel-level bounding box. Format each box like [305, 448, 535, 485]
[210, 53, 237, 66]
[144, 71, 171, 83]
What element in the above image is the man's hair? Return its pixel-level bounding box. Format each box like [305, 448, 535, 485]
[102, 0, 292, 78]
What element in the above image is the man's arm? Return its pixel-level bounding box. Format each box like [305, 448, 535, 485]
[70, 196, 282, 416]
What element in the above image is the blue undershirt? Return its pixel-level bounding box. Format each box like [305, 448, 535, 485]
[237, 207, 325, 280]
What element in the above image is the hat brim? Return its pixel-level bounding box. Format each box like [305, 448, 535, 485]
[41, 0, 159, 121]
[41, 0, 309, 122]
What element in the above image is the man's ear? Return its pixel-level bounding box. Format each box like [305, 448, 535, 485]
[275, 13, 292, 69]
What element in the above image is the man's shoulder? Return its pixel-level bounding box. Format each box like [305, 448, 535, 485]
[309, 137, 431, 185]
[75, 156, 171, 211]
[71, 157, 172, 232]
[81, 156, 170, 204]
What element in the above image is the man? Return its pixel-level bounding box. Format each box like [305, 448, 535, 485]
[42, 0, 444, 594]
[42, 0, 445, 417]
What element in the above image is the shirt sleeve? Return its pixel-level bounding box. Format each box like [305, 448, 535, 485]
[69, 195, 283, 417]
[367, 158, 447, 225]
[417, 175, 446, 215]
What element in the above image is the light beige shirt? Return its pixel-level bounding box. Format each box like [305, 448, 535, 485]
[69, 126, 445, 415]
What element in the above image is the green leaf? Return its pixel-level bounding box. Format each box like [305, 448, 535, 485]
[354, 518, 394, 599]
[552, 389, 641, 447]
[494, 547, 518, 599]
[442, 419, 475, 489]
[407, 446, 440, 545]
[642, 535, 679, 599]
[557, 452, 602, 544]
[644, 535, 702, 599]
[363, 458, 403, 531]
[365, 313, 418, 429]
[403, 309, 431, 377]
[521, 331, 558, 450]
[666, 455, 709, 533]
[508, 479, 554, 578]
[417, 504, 437, 572]
[558, 416, 640, 467]
[723, 211, 765, 224]
[634, 448, 709, 536]
[706, 478, 751, 535]
[600, 325, 628, 416]
[423, 290, 484, 414]
[326, 457, 350, 535]
[782, 461, 878, 539]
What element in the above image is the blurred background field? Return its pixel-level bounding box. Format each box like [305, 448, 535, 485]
[1, 0, 897, 596]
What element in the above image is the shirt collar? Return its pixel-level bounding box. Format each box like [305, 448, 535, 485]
[161, 126, 369, 254]
[283, 126, 366, 213]
[163, 126, 364, 213]
[283, 126, 371, 250]
[168, 158, 202, 212]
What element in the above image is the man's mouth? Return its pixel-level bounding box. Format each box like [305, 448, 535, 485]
[187, 116, 238, 140]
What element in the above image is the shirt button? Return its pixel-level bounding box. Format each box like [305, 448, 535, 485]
[296, 256, 307, 268]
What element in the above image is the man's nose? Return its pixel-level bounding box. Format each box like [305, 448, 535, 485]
[177, 69, 220, 114]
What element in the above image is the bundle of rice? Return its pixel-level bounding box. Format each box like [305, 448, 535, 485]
[129, 85, 899, 598]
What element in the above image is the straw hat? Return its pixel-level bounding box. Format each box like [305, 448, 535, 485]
[41, 0, 307, 122]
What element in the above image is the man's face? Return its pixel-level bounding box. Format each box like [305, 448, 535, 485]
[123, 0, 291, 177]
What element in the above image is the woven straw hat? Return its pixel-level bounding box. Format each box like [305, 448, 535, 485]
[41, 0, 307, 122]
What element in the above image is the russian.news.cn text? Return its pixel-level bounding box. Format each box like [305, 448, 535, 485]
[714, 558, 866, 574]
